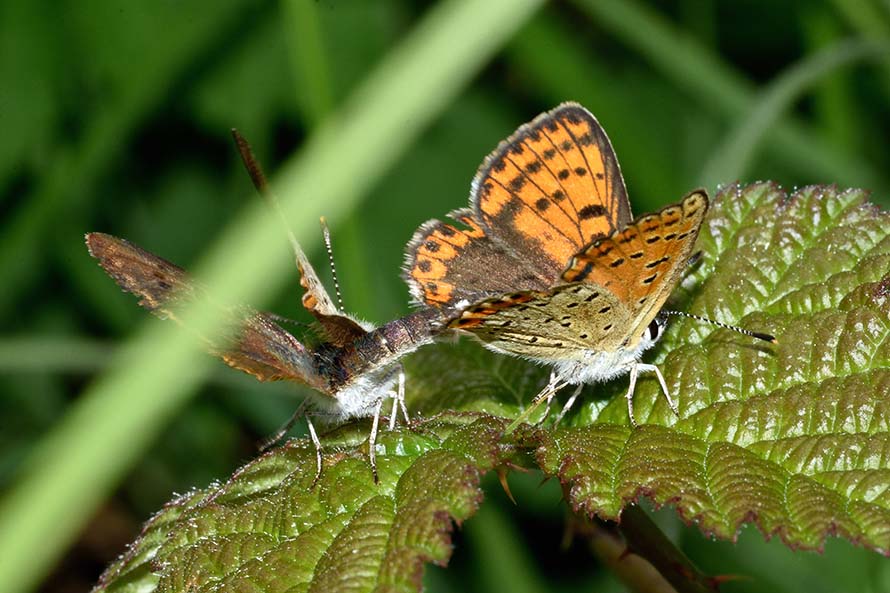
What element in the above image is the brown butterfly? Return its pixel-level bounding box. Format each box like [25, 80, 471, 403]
[404, 103, 773, 425]
[87, 132, 438, 481]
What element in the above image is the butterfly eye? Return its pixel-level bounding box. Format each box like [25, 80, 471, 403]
[645, 318, 664, 342]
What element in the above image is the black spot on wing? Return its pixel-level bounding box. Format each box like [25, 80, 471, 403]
[644, 256, 670, 268]
[578, 204, 607, 220]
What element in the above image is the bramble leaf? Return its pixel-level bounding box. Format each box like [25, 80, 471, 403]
[94, 184, 890, 592]
[538, 183, 890, 553]
[94, 416, 514, 593]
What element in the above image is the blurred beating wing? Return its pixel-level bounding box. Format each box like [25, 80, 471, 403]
[471, 102, 632, 281]
[561, 190, 709, 341]
[85, 233, 328, 391]
[230, 126, 366, 347]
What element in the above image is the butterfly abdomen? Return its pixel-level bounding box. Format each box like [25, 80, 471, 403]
[323, 308, 439, 392]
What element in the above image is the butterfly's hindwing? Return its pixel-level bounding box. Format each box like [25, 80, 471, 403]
[403, 208, 549, 309]
[448, 284, 632, 358]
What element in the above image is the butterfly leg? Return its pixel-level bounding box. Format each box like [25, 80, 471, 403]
[259, 399, 310, 452]
[636, 363, 677, 416]
[368, 398, 384, 484]
[388, 367, 408, 431]
[553, 384, 584, 424]
[536, 372, 561, 408]
[306, 417, 324, 486]
[531, 372, 567, 422]
[626, 363, 677, 427]
[388, 388, 400, 431]
[505, 373, 566, 433]
[398, 369, 409, 424]
[625, 364, 641, 427]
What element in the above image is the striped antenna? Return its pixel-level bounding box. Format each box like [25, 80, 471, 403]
[662, 310, 776, 343]
[319, 217, 344, 312]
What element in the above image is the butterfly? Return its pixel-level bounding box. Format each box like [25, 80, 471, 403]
[86, 132, 438, 481]
[404, 102, 773, 426]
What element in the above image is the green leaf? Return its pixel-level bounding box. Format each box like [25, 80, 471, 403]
[94, 183, 890, 591]
[94, 417, 510, 593]
[538, 183, 890, 553]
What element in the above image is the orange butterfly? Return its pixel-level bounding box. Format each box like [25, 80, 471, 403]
[404, 103, 772, 425]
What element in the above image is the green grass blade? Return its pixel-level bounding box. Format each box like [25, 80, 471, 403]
[571, 0, 885, 191]
[827, 0, 890, 104]
[464, 496, 550, 593]
[0, 3, 254, 316]
[282, 0, 334, 126]
[0, 336, 297, 400]
[701, 40, 890, 188]
[829, 0, 890, 36]
[802, 7, 864, 153]
[0, 1, 544, 592]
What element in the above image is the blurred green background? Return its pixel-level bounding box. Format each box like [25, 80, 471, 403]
[2, 0, 890, 591]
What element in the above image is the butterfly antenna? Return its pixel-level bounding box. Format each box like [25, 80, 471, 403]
[231, 129, 305, 266]
[662, 310, 777, 343]
[319, 217, 345, 312]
